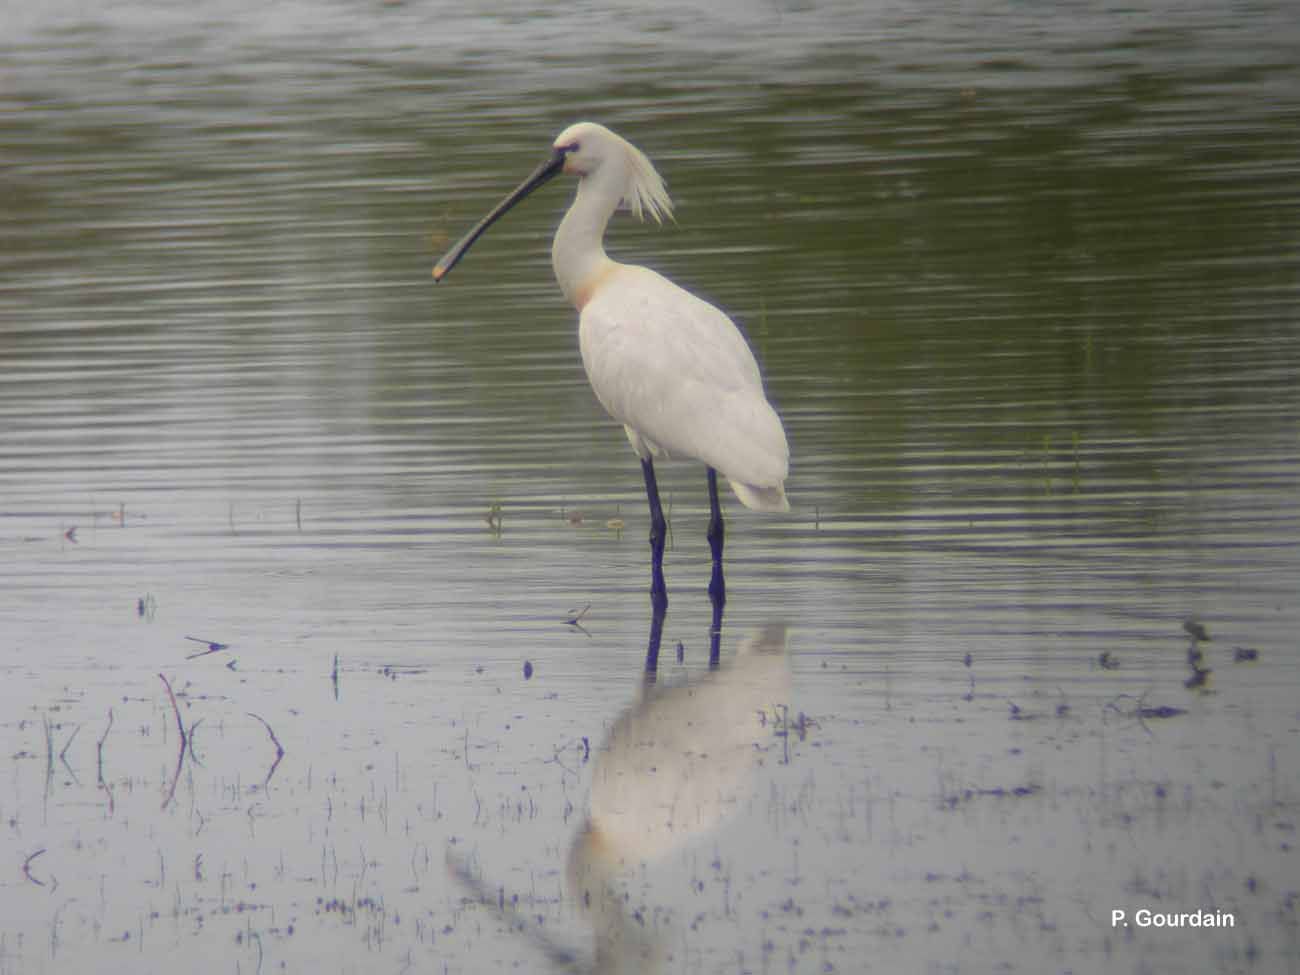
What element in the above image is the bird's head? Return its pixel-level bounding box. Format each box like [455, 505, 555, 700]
[551, 121, 673, 224]
[433, 122, 672, 282]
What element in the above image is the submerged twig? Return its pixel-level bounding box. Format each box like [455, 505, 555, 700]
[485, 502, 503, 536]
[59, 723, 82, 785]
[247, 712, 286, 788]
[158, 673, 187, 810]
[98, 707, 115, 814]
[188, 718, 205, 767]
[58, 724, 81, 764]
[564, 603, 593, 636]
[42, 716, 55, 795]
[159, 673, 186, 741]
[22, 849, 47, 886]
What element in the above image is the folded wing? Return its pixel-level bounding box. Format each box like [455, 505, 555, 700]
[579, 265, 789, 508]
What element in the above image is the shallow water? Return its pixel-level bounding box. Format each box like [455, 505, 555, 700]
[2, 2, 1299, 973]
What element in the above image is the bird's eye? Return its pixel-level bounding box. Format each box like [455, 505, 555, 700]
[561, 141, 580, 154]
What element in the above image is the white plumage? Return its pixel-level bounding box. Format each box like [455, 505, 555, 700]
[433, 121, 789, 604]
[579, 263, 789, 510]
[547, 121, 789, 511]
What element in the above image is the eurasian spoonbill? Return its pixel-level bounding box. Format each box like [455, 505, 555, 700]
[434, 122, 789, 610]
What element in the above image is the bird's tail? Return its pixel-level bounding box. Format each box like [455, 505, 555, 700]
[730, 480, 789, 513]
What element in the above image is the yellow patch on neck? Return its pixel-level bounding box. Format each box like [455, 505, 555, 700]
[574, 263, 619, 311]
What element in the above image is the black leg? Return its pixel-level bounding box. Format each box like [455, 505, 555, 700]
[708, 590, 724, 668]
[707, 467, 726, 666]
[644, 596, 667, 679]
[641, 457, 668, 613]
[706, 468, 726, 607]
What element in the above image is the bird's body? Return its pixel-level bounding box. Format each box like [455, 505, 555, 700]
[434, 122, 789, 611]
[578, 263, 789, 511]
[542, 122, 788, 513]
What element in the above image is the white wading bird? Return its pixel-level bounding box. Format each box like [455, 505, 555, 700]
[434, 122, 789, 610]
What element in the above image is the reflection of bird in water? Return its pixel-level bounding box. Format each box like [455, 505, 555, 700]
[445, 624, 791, 974]
[568, 623, 791, 973]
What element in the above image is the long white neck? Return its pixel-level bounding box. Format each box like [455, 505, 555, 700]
[551, 166, 624, 309]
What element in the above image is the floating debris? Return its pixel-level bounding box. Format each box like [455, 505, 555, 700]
[1233, 646, 1259, 662]
[1098, 651, 1120, 670]
[523, 660, 534, 680]
[941, 784, 1040, 808]
[1140, 705, 1187, 720]
[1181, 620, 1212, 690]
[379, 664, 422, 680]
[1007, 702, 1043, 721]
[185, 636, 230, 659]
[1055, 688, 1071, 718]
[1106, 694, 1188, 729]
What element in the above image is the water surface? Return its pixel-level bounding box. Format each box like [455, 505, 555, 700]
[2, 2, 1299, 973]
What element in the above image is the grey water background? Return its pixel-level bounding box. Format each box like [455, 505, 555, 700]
[2, 1, 1299, 972]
